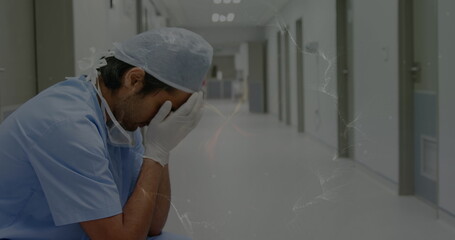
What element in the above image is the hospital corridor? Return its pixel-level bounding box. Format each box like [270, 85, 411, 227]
[167, 100, 455, 239]
[1, 0, 455, 240]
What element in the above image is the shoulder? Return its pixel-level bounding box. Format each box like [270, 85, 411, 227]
[7, 76, 105, 141]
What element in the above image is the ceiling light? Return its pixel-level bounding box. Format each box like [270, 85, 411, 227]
[223, 0, 232, 4]
[212, 13, 220, 22]
[227, 13, 235, 22]
[219, 15, 227, 22]
[213, 0, 222, 4]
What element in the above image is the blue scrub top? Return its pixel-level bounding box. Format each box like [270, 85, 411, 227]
[0, 76, 144, 239]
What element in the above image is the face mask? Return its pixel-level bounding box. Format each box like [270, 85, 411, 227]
[101, 98, 136, 147]
[92, 80, 135, 148]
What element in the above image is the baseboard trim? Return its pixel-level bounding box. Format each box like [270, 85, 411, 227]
[355, 161, 398, 194]
[439, 208, 455, 230]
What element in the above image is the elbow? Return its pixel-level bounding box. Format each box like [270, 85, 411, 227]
[148, 228, 163, 237]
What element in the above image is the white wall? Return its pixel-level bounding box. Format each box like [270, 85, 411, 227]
[73, 0, 137, 76]
[189, 26, 265, 56]
[265, 0, 338, 148]
[438, 0, 455, 217]
[235, 43, 249, 81]
[265, 0, 400, 181]
[350, 0, 399, 183]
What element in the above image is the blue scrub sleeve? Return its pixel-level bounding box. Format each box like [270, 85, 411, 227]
[28, 118, 122, 226]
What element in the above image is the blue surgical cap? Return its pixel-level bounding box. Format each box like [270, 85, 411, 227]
[113, 28, 213, 93]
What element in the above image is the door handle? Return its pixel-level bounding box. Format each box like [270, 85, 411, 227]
[410, 62, 421, 82]
[410, 66, 420, 73]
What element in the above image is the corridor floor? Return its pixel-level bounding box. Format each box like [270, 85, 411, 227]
[164, 100, 455, 240]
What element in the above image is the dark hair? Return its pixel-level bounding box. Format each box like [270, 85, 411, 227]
[97, 56, 175, 95]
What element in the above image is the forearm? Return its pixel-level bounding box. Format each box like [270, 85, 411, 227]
[122, 159, 165, 237]
[80, 158, 164, 240]
[148, 165, 171, 236]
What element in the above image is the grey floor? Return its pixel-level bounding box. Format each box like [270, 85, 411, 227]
[164, 100, 455, 240]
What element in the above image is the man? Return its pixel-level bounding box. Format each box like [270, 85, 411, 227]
[0, 28, 212, 239]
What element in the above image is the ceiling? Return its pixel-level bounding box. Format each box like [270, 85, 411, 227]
[153, 0, 291, 28]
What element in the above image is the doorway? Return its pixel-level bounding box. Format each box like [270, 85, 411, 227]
[399, 0, 439, 206]
[278, 28, 291, 125]
[284, 29, 291, 125]
[263, 41, 268, 113]
[336, 0, 354, 158]
[412, 0, 439, 205]
[277, 31, 283, 122]
[296, 18, 304, 133]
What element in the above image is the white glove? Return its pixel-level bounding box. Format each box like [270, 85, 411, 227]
[143, 91, 204, 166]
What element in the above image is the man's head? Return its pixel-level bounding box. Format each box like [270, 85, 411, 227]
[98, 57, 191, 131]
[97, 28, 213, 131]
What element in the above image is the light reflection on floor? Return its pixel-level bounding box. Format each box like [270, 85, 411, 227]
[165, 99, 455, 240]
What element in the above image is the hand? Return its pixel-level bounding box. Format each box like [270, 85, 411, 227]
[143, 92, 204, 166]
